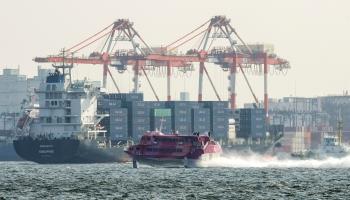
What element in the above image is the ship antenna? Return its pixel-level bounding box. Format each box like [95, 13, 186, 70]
[159, 117, 164, 133]
[52, 48, 74, 85]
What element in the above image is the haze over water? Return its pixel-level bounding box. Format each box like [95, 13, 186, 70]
[1, 155, 350, 199]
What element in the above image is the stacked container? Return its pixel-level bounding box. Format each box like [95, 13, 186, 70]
[236, 108, 266, 139]
[203, 101, 229, 139]
[109, 108, 128, 139]
[108, 93, 144, 102]
[191, 108, 210, 133]
[151, 108, 172, 133]
[127, 101, 150, 140]
[166, 101, 197, 135]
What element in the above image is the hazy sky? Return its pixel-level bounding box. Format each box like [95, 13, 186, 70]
[1, 0, 349, 106]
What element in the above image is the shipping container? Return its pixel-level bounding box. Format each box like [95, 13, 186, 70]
[131, 124, 150, 140]
[174, 124, 192, 135]
[109, 108, 128, 124]
[236, 108, 266, 139]
[109, 123, 128, 139]
[152, 108, 172, 117]
[108, 93, 144, 102]
[191, 108, 211, 133]
[110, 108, 128, 116]
[108, 100, 122, 108]
[123, 93, 144, 102]
[203, 101, 229, 109]
[149, 101, 166, 108]
[150, 116, 172, 133]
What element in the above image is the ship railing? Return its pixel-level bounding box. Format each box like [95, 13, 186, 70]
[87, 130, 107, 140]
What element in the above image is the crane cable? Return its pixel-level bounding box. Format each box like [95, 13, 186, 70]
[141, 67, 159, 101]
[167, 28, 209, 52]
[65, 23, 114, 54]
[238, 64, 259, 104]
[165, 19, 211, 49]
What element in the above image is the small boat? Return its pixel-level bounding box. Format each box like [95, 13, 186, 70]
[317, 112, 349, 159]
[125, 131, 222, 168]
[317, 134, 348, 159]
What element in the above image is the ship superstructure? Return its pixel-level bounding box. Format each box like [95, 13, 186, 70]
[14, 63, 130, 164]
[29, 68, 99, 139]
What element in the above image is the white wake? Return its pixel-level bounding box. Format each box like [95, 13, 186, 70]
[205, 153, 350, 168]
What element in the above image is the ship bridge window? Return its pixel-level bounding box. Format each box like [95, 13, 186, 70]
[65, 117, 71, 123]
[57, 117, 62, 123]
[46, 84, 51, 91]
[52, 84, 57, 91]
[46, 117, 52, 123]
[65, 100, 71, 107]
[65, 109, 71, 115]
[51, 101, 58, 107]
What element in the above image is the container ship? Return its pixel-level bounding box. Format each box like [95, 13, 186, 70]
[13, 65, 130, 164]
[125, 131, 222, 168]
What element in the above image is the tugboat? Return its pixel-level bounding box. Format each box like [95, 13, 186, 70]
[125, 131, 222, 168]
[13, 59, 130, 164]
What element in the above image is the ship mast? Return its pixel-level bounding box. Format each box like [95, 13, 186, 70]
[52, 49, 73, 85]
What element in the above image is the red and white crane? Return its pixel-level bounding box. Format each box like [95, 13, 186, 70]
[34, 16, 290, 122]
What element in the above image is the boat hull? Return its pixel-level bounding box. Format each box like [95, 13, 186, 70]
[132, 153, 220, 168]
[13, 137, 130, 164]
[0, 142, 22, 161]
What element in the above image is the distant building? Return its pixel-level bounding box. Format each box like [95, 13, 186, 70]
[244, 95, 350, 145]
[0, 66, 54, 130]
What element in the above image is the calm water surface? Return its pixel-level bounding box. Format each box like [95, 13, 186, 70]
[1, 159, 350, 199]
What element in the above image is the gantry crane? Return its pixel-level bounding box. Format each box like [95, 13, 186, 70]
[34, 16, 290, 121]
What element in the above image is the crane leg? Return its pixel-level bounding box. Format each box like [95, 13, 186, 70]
[264, 53, 269, 122]
[103, 63, 108, 88]
[167, 62, 171, 101]
[198, 62, 204, 101]
[133, 61, 139, 93]
[230, 58, 237, 110]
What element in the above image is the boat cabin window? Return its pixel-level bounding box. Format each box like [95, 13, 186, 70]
[46, 84, 51, 91]
[145, 148, 182, 153]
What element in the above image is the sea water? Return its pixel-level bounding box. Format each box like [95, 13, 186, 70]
[1, 155, 350, 199]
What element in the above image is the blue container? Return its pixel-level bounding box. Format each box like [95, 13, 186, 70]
[108, 100, 122, 108]
[174, 124, 192, 135]
[131, 124, 150, 140]
[150, 117, 172, 133]
[109, 123, 128, 139]
[148, 101, 166, 108]
[123, 93, 144, 102]
[236, 108, 266, 139]
[110, 108, 128, 116]
[203, 101, 229, 109]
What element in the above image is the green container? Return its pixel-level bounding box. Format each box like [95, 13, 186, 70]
[153, 108, 172, 117]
